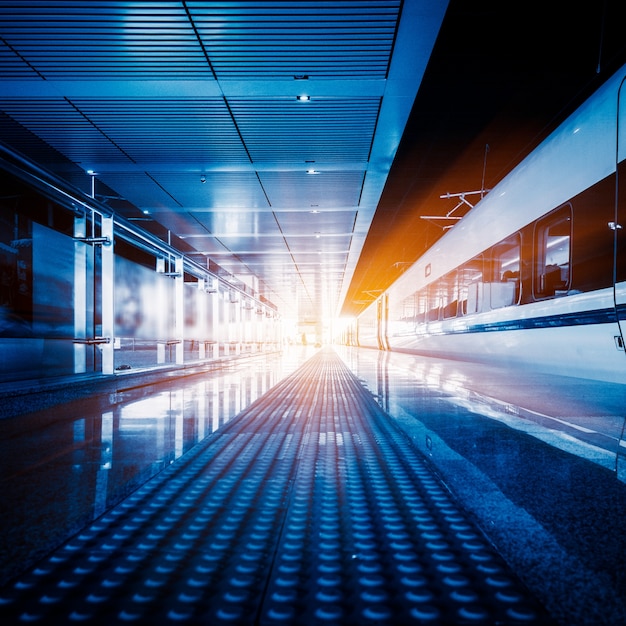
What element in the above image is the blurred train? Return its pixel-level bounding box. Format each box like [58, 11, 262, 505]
[348, 63, 626, 384]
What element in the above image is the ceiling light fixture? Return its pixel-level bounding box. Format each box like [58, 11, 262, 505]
[296, 95, 310, 102]
[306, 169, 319, 175]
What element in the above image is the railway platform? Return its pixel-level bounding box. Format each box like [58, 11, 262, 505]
[0, 349, 553, 625]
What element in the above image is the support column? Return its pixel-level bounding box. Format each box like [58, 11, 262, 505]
[234, 298, 242, 355]
[74, 215, 87, 373]
[197, 280, 207, 360]
[212, 288, 220, 359]
[100, 216, 114, 375]
[174, 256, 184, 365]
[252, 307, 260, 353]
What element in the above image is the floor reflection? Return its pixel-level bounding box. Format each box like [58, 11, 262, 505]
[0, 347, 316, 585]
[338, 346, 626, 473]
[337, 347, 626, 625]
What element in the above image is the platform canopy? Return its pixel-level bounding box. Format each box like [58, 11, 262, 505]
[0, 0, 448, 325]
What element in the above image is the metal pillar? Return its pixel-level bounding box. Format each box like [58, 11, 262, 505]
[174, 256, 184, 365]
[74, 215, 87, 373]
[210, 286, 219, 359]
[100, 216, 114, 374]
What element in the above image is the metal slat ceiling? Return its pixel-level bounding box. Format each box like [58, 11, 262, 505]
[0, 0, 448, 325]
[0, 2, 207, 80]
[188, 1, 399, 79]
[228, 97, 379, 163]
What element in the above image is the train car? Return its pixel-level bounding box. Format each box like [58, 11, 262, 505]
[356, 63, 626, 384]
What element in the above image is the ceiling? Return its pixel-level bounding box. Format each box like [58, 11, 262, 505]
[1, 1, 625, 326]
[0, 0, 447, 325]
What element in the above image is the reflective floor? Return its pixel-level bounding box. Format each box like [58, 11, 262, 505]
[0, 349, 553, 625]
[338, 348, 626, 475]
[1, 346, 626, 625]
[0, 347, 316, 587]
[338, 347, 626, 626]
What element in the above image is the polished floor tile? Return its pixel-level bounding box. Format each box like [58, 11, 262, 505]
[1, 346, 625, 624]
[0, 350, 553, 625]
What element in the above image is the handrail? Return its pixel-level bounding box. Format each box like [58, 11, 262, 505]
[0, 140, 277, 314]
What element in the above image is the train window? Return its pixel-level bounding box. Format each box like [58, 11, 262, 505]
[440, 270, 459, 319]
[459, 255, 483, 315]
[534, 206, 572, 297]
[416, 289, 428, 324]
[490, 234, 521, 307]
[400, 293, 416, 322]
[427, 283, 441, 321]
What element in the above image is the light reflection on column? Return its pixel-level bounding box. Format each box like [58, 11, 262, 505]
[218, 377, 226, 431]
[231, 381, 240, 417]
[172, 389, 184, 460]
[210, 376, 220, 434]
[93, 411, 112, 519]
[156, 394, 166, 465]
[196, 380, 207, 442]
[244, 373, 252, 407]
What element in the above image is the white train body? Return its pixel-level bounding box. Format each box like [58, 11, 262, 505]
[354, 64, 626, 384]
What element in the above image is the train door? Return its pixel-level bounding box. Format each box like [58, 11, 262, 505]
[615, 77, 626, 350]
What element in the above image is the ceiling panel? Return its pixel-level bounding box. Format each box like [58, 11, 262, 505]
[148, 172, 269, 211]
[96, 171, 185, 209]
[187, 0, 401, 80]
[0, 1, 209, 80]
[230, 97, 380, 163]
[294, 256, 346, 270]
[215, 236, 289, 253]
[214, 251, 295, 268]
[275, 210, 356, 235]
[0, 0, 449, 323]
[190, 210, 279, 236]
[286, 233, 352, 254]
[0, 38, 39, 78]
[0, 98, 134, 165]
[72, 98, 248, 165]
[259, 170, 365, 209]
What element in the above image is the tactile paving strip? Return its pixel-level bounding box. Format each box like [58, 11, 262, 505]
[0, 349, 554, 625]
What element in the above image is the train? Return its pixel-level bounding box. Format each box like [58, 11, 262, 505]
[349, 63, 626, 385]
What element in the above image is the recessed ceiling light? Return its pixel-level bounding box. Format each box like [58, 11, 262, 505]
[306, 169, 319, 175]
[296, 95, 310, 102]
